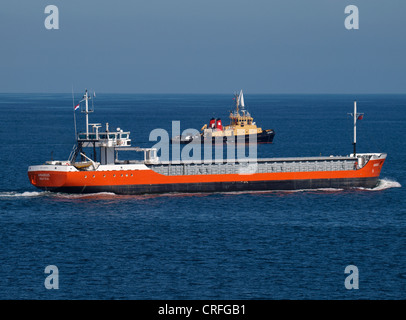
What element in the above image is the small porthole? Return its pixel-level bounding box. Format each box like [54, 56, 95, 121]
[84, 175, 87, 178]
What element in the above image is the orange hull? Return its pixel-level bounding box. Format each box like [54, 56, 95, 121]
[28, 156, 386, 194]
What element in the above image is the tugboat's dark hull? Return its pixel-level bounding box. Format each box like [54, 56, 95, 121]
[171, 129, 275, 144]
[246, 129, 275, 144]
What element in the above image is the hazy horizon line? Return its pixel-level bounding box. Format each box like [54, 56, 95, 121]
[0, 92, 405, 95]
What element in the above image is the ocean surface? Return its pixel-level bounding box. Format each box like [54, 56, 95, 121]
[0, 93, 404, 300]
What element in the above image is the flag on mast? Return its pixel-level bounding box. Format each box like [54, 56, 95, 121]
[74, 103, 80, 111]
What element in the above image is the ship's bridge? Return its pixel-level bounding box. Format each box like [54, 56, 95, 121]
[76, 123, 132, 165]
[77, 123, 131, 148]
[229, 113, 254, 126]
[69, 90, 133, 166]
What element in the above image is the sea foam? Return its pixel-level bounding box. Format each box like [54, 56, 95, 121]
[0, 191, 47, 198]
[363, 178, 402, 191]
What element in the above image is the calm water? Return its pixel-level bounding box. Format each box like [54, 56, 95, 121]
[0, 93, 404, 299]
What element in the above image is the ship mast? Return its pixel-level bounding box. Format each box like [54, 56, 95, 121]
[85, 90, 89, 138]
[239, 90, 245, 115]
[234, 90, 245, 115]
[350, 100, 364, 156]
[234, 92, 240, 115]
[353, 101, 357, 155]
[81, 89, 94, 139]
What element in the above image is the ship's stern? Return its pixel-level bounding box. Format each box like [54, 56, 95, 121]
[28, 164, 71, 191]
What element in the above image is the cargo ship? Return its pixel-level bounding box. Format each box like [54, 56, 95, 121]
[171, 90, 275, 144]
[28, 90, 386, 194]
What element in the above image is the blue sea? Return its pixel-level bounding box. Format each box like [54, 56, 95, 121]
[0, 93, 404, 300]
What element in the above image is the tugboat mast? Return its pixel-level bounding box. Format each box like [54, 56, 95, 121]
[234, 91, 240, 115]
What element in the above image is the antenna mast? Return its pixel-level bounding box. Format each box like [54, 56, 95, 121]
[234, 91, 240, 114]
[72, 87, 77, 140]
[81, 89, 93, 139]
[348, 101, 364, 156]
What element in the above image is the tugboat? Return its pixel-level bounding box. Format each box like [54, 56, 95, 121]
[28, 90, 386, 195]
[171, 90, 275, 144]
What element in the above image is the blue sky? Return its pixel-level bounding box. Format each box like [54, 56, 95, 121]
[1, 0, 405, 93]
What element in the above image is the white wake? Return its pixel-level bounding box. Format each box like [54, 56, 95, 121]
[0, 179, 400, 199]
[363, 178, 402, 191]
[54, 192, 117, 198]
[0, 191, 48, 198]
